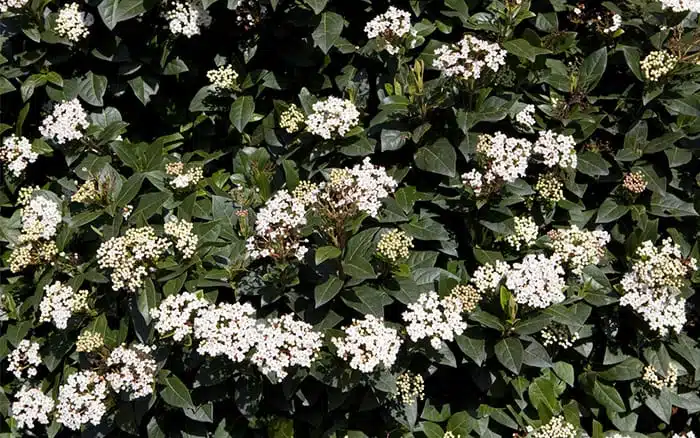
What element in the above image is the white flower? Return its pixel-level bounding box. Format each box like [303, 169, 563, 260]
[207, 64, 239, 91]
[279, 104, 306, 133]
[515, 104, 536, 127]
[164, 217, 199, 258]
[620, 238, 696, 335]
[541, 323, 580, 348]
[602, 14, 622, 33]
[640, 50, 678, 82]
[461, 169, 484, 195]
[247, 189, 309, 261]
[319, 157, 398, 218]
[642, 363, 678, 390]
[402, 291, 466, 349]
[56, 370, 108, 430]
[433, 35, 506, 81]
[193, 302, 258, 362]
[533, 130, 577, 169]
[7, 340, 42, 380]
[475, 132, 533, 184]
[166, 162, 203, 189]
[96, 227, 171, 292]
[672, 432, 697, 438]
[659, 0, 700, 13]
[547, 226, 610, 275]
[54, 3, 93, 42]
[11, 386, 55, 429]
[505, 216, 538, 250]
[40, 281, 88, 329]
[377, 229, 413, 262]
[506, 254, 567, 308]
[364, 7, 412, 55]
[0, 135, 38, 178]
[396, 372, 424, 405]
[18, 194, 62, 243]
[0, 0, 28, 13]
[471, 260, 509, 294]
[164, 1, 212, 38]
[250, 314, 323, 381]
[306, 96, 360, 139]
[39, 99, 90, 144]
[332, 315, 402, 373]
[106, 343, 157, 399]
[152, 292, 209, 342]
[526, 416, 578, 438]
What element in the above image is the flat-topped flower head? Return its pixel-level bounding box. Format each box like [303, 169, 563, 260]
[8, 340, 42, 380]
[11, 386, 55, 430]
[193, 302, 258, 362]
[56, 370, 108, 430]
[250, 314, 323, 381]
[207, 64, 239, 92]
[547, 225, 610, 275]
[332, 315, 402, 373]
[55, 3, 93, 42]
[0, 135, 37, 178]
[402, 291, 466, 349]
[39, 99, 90, 144]
[364, 7, 412, 55]
[506, 254, 567, 309]
[106, 343, 157, 399]
[306, 97, 360, 139]
[433, 35, 506, 81]
[533, 130, 577, 169]
[164, 0, 212, 38]
[0, 0, 29, 13]
[152, 291, 209, 341]
[659, 0, 700, 13]
[377, 229, 413, 262]
[641, 50, 677, 81]
[40, 281, 89, 329]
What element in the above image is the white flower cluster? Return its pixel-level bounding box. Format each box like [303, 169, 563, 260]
[396, 372, 424, 405]
[0, 0, 28, 13]
[250, 314, 323, 381]
[672, 433, 697, 438]
[246, 190, 309, 261]
[76, 331, 104, 353]
[54, 3, 93, 42]
[8, 339, 42, 380]
[332, 315, 402, 373]
[536, 173, 564, 202]
[56, 370, 108, 430]
[377, 229, 413, 262]
[152, 292, 209, 342]
[620, 238, 696, 335]
[548, 226, 610, 275]
[659, 0, 700, 13]
[19, 195, 62, 243]
[515, 104, 536, 127]
[105, 344, 157, 399]
[541, 323, 580, 348]
[641, 50, 678, 81]
[306, 96, 360, 139]
[602, 14, 622, 33]
[642, 363, 678, 390]
[11, 386, 55, 430]
[462, 169, 484, 195]
[164, 0, 212, 38]
[533, 130, 577, 169]
[39, 281, 88, 329]
[39, 99, 90, 144]
[207, 64, 239, 91]
[364, 7, 412, 55]
[402, 291, 467, 349]
[166, 162, 204, 189]
[0, 135, 38, 178]
[475, 132, 532, 185]
[321, 157, 399, 218]
[471, 260, 509, 294]
[506, 254, 567, 308]
[433, 35, 507, 80]
[526, 416, 579, 438]
[505, 216, 538, 250]
[279, 104, 306, 133]
[164, 217, 198, 258]
[193, 302, 258, 362]
[96, 227, 171, 292]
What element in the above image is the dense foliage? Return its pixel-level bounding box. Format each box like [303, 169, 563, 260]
[1, 0, 700, 437]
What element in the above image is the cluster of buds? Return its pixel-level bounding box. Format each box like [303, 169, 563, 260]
[623, 171, 647, 194]
[166, 161, 204, 190]
[449, 284, 481, 313]
[535, 173, 564, 203]
[396, 372, 425, 405]
[376, 229, 413, 263]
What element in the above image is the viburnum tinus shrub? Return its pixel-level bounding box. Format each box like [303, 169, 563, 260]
[1, 0, 700, 437]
